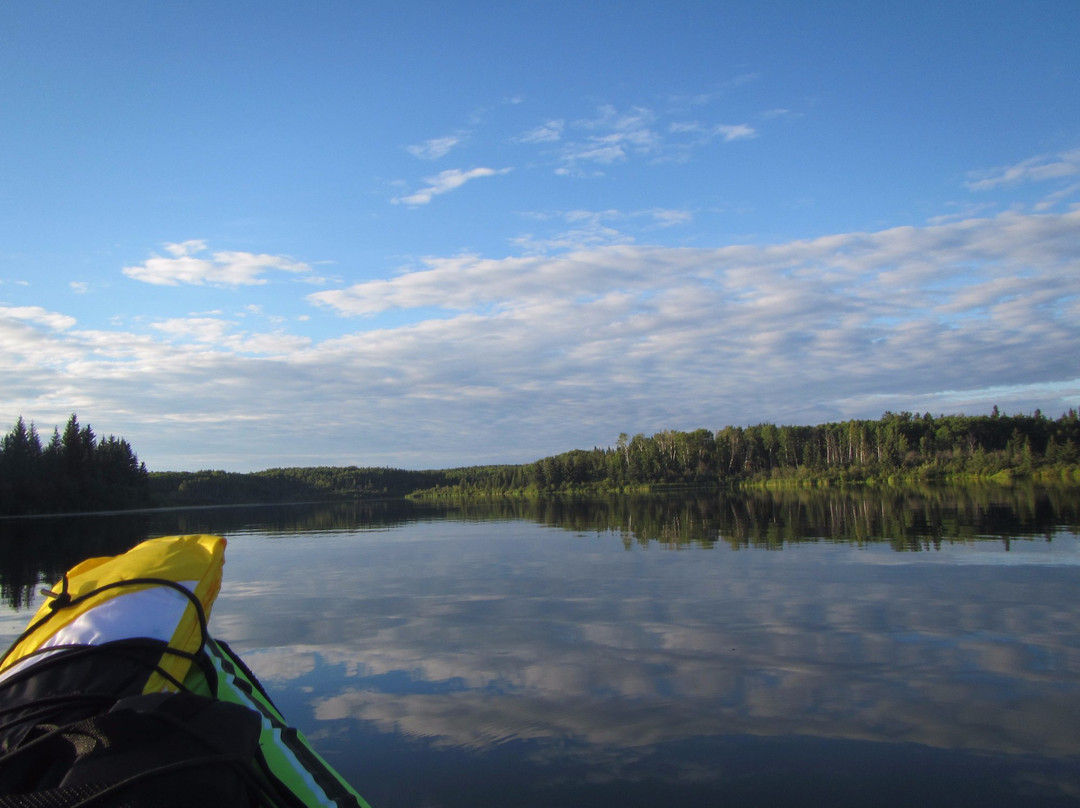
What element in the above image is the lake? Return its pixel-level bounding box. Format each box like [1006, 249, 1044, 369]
[2, 484, 1079, 807]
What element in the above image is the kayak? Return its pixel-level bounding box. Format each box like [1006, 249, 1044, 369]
[0, 534, 370, 808]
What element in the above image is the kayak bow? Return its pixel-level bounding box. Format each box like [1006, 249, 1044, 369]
[0, 534, 370, 808]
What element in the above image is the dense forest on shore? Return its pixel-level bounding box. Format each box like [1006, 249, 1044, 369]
[414, 408, 1080, 497]
[0, 415, 149, 515]
[1, 408, 1078, 515]
[146, 466, 445, 507]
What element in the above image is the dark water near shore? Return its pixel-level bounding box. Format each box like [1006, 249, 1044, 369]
[2, 484, 1080, 807]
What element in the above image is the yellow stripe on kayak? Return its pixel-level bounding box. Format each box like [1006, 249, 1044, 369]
[0, 534, 226, 693]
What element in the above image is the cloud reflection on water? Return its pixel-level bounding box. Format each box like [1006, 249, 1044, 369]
[210, 525, 1080, 767]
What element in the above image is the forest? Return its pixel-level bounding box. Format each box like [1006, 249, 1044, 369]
[1, 408, 1078, 515]
[413, 408, 1080, 497]
[0, 415, 149, 515]
[146, 466, 445, 507]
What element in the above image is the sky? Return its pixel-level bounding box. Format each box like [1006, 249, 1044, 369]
[1, 1, 1078, 472]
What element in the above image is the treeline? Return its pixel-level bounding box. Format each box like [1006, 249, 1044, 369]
[405, 484, 1080, 551]
[148, 466, 446, 507]
[0, 415, 150, 515]
[414, 409, 1080, 496]
[5, 408, 1079, 515]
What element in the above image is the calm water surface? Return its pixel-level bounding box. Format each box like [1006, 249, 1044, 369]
[2, 486, 1079, 807]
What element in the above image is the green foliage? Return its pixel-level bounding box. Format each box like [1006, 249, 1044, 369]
[148, 466, 448, 507]
[412, 408, 1080, 497]
[6, 407, 1078, 513]
[424, 483, 1079, 551]
[0, 414, 150, 515]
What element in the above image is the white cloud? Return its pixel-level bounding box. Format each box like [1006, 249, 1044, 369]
[510, 208, 692, 253]
[650, 208, 693, 227]
[1034, 181, 1080, 211]
[151, 316, 236, 343]
[715, 123, 756, 142]
[592, 106, 656, 140]
[0, 306, 76, 331]
[405, 135, 463, 160]
[548, 105, 754, 175]
[965, 147, 1080, 191]
[166, 239, 207, 257]
[564, 140, 627, 165]
[515, 120, 564, 143]
[303, 212, 1080, 433]
[554, 105, 663, 174]
[666, 74, 760, 111]
[149, 316, 310, 355]
[3, 211, 1078, 471]
[392, 167, 511, 206]
[123, 242, 313, 287]
[926, 202, 999, 225]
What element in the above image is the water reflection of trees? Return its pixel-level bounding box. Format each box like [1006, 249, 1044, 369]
[446, 483, 1079, 550]
[139, 500, 445, 538]
[1, 485, 1076, 609]
[0, 500, 446, 609]
[0, 515, 148, 610]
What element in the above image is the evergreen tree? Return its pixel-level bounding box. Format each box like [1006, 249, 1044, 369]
[0, 414, 149, 515]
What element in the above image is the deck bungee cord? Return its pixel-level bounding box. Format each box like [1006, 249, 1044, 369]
[0, 535, 370, 808]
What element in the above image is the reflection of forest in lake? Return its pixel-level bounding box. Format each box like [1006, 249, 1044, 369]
[1, 483, 1077, 610]
[0, 500, 426, 609]
[455, 482, 1079, 549]
[209, 500, 1080, 807]
[3, 483, 1080, 807]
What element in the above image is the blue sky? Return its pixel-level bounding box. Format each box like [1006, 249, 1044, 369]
[1, 1, 1078, 471]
